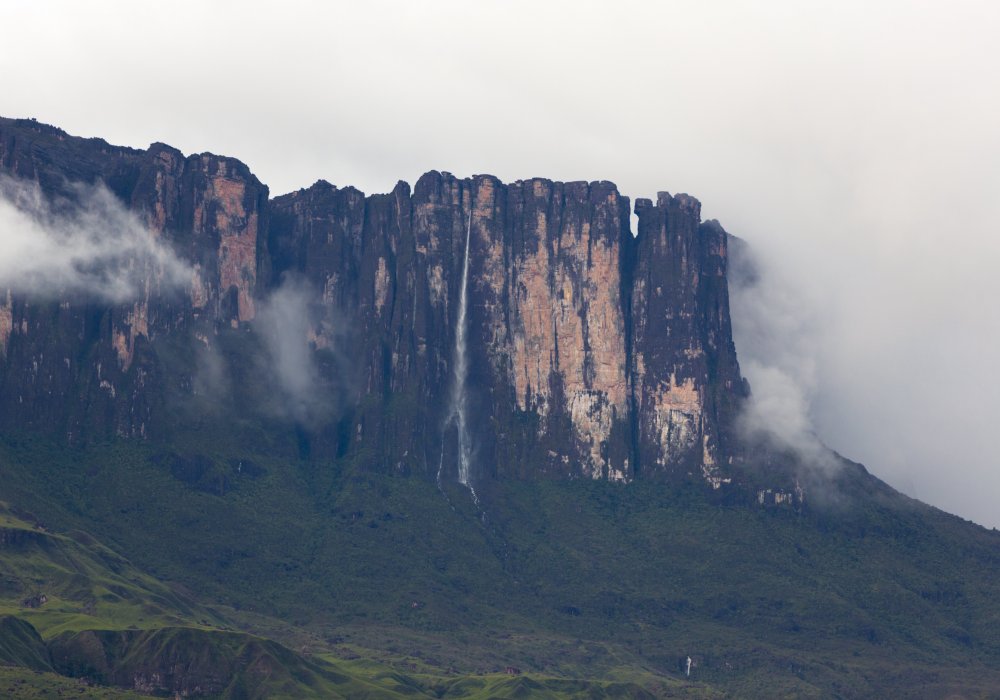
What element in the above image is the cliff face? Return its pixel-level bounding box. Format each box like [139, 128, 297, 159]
[0, 119, 268, 441]
[0, 117, 749, 488]
[629, 195, 745, 485]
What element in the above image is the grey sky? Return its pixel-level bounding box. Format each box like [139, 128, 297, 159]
[2, 0, 999, 526]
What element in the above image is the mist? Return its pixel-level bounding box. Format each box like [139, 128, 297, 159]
[2, 1, 999, 526]
[728, 240, 837, 473]
[0, 175, 191, 302]
[253, 278, 337, 429]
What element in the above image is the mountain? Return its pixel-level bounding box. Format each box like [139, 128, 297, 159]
[1, 116, 999, 698]
[0, 115, 757, 491]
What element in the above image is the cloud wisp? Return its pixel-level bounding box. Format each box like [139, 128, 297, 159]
[0, 175, 191, 302]
[253, 277, 343, 429]
[728, 237, 839, 473]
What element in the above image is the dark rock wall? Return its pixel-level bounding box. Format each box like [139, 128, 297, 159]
[0, 117, 747, 486]
[0, 118, 267, 441]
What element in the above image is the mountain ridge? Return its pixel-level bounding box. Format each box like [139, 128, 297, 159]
[0, 115, 772, 498]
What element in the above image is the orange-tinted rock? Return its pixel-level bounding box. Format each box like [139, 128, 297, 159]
[0, 117, 749, 489]
[0, 118, 268, 440]
[628, 196, 745, 480]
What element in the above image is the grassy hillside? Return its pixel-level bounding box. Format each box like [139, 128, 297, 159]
[0, 475, 700, 698]
[1, 435, 1000, 697]
[0, 501, 216, 640]
[0, 665, 156, 699]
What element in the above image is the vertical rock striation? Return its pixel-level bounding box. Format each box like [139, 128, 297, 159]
[0, 118, 268, 440]
[628, 195, 746, 484]
[0, 117, 750, 488]
[268, 172, 747, 485]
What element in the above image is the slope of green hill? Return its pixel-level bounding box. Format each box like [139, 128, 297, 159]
[1, 436, 1000, 697]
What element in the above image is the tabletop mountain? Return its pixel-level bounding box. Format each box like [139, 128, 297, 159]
[0, 117, 998, 698]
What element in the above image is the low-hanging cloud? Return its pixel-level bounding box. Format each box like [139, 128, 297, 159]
[729, 238, 838, 472]
[253, 278, 338, 428]
[0, 175, 191, 301]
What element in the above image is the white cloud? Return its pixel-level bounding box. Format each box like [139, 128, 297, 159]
[253, 278, 337, 428]
[0, 176, 191, 301]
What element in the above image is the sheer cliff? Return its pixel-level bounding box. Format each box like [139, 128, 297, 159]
[0, 117, 751, 489]
[8, 119, 1000, 700]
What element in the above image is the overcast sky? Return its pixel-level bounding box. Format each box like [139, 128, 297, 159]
[2, 0, 999, 527]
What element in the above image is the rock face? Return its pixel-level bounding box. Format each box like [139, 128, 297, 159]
[0, 117, 750, 488]
[628, 195, 745, 485]
[0, 118, 268, 441]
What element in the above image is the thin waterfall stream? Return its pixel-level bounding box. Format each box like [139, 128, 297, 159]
[439, 202, 478, 505]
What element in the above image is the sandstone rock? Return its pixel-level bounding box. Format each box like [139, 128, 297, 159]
[0, 117, 756, 489]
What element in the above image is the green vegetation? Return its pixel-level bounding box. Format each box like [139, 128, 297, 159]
[0, 500, 214, 638]
[1, 435, 1000, 697]
[0, 616, 50, 671]
[0, 666, 154, 699]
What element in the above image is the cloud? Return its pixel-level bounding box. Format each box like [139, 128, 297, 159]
[728, 238, 837, 473]
[253, 277, 339, 428]
[0, 175, 191, 301]
[189, 339, 231, 415]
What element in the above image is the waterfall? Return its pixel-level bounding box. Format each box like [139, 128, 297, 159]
[450, 204, 474, 488]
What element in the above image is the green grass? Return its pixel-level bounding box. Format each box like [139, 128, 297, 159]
[1, 436, 1000, 697]
[0, 666, 155, 699]
[0, 503, 215, 638]
[0, 483, 689, 697]
[0, 616, 50, 671]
